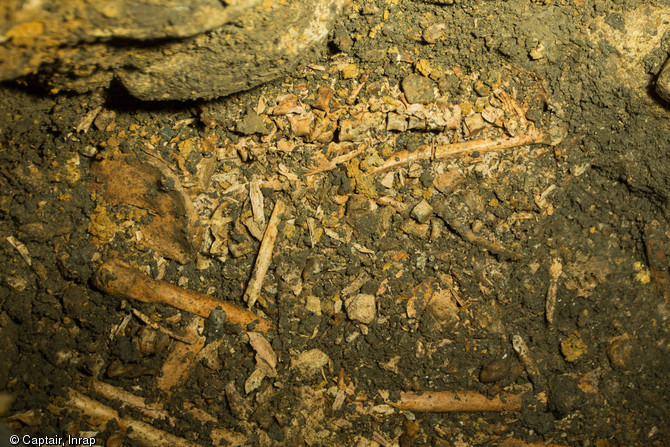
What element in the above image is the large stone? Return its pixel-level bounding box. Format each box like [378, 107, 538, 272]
[0, 0, 344, 100]
[656, 60, 670, 105]
[0, 0, 260, 80]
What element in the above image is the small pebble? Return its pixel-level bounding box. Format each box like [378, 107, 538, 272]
[411, 199, 433, 224]
[79, 145, 98, 157]
[463, 113, 486, 137]
[481, 106, 503, 124]
[479, 359, 510, 383]
[402, 74, 437, 104]
[401, 220, 430, 239]
[205, 307, 228, 340]
[94, 110, 116, 132]
[289, 114, 314, 137]
[136, 327, 159, 356]
[473, 80, 490, 96]
[340, 63, 359, 79]
[304, 295, 322, 315]
[387, 112, 408, 132]
[606, 337, 634, 370]
[236, 109, 271, 135]
[302, 257, 321, 282]
[561, 332, 588, 363]
[339, 118, 365, 141]
[422, 23, 446, 44]
[380, 172, 395, 189]
[407, 116, 426, 130]
[345, 293, 376, 324]
[529, 42, 546, 60]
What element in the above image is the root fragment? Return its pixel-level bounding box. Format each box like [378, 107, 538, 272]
[64, 389, 201, 447]
[243, 200, 286, 308]
[512, 335, 545, 392]
[93, 259, 271, 332]
[157, 317, 206, 394]
[386, 390, 523, 412]
[91, 381, 174, 424]
[369, 127, 549, 176]
[306, 144, 367, 176]
[130, 306, 195, 344]
[436, 206, 522, 260]
[545, 258, 563, 324]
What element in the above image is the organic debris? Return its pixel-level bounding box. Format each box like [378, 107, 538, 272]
[2, 0, 669, 445]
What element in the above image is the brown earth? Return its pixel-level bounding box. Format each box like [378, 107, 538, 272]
[1, 0, 669, 446]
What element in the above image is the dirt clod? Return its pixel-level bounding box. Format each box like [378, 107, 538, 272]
[2, 0, 670, 445]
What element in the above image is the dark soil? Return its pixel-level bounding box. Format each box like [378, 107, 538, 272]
[1, 0, 669, 446]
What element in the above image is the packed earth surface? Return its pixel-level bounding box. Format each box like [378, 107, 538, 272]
[1, 0, 670, 446]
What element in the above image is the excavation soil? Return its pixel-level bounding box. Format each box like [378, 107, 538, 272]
[1, 0, 670, 446]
